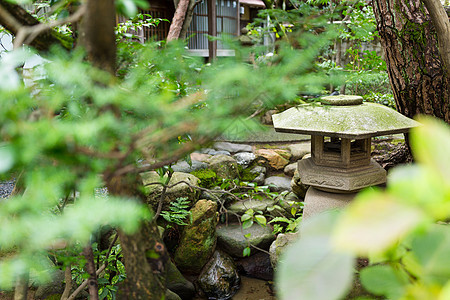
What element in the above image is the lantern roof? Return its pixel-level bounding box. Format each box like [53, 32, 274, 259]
[272, 96, 421, 139]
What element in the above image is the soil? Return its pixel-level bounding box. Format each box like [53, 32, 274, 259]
[232, 276, 275, 300]
[192, 275, 276, 300]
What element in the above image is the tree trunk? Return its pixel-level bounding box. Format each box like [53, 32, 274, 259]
[82, 245, 99, 300]
[79, 0, 116, 74]
[422, 0, 450, 78]
[78, 0, 169, 297]
[0, 0, 72, 51]
[372, 0, 450, 123]
[167, 0, 190, 41]
[179, 0, 200, 40]
[106, 175, 168, 300]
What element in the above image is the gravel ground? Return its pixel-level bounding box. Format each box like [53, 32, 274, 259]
[0, 179, 109, 200]
[0, 179, 15, 199]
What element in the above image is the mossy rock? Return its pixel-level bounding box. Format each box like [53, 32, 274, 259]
[141, 171, 200, 212]
[174, 200, 218, 274]
[207, 155, 239, 180]
[191, 169, 217, 188]
[237, 162, 258, 182]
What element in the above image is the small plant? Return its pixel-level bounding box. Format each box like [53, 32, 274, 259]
[71, 243, 126, 300]
[160, 197, 192, 226]
[115, 13, 167, 42]
[268, 197, 303, 234]
[241, 208, 267, 229]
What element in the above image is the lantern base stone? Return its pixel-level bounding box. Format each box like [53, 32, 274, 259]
[302, 187, 359, 219]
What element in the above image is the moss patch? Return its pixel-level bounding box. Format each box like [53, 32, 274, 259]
[191, 169, 217, 188]
[239, 165, 258, 182]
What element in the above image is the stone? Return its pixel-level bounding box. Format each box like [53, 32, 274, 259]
[298, 157, 386, 193]
[217, 223, 275, 258]
[303, 153, 311, 159]
[214, 142, 252, 153]
[190, 152, 212, 162]
[141, 171, 200, 212]
[249, 166, 266, 185]
[302, 187, 357, 219]
[272, 102, 420, 139]
[269, 232, 300, 269]
[233, 152, 256, 168]
[174, 200, 218, 274]
[284, 162, 297, 177]
[171, 160, 209, 173]
[166, 289, 182, 300]
[200, 148, 231, 156]
[256, 149, 292, 170]
[264, 176, 292, 192]
[287, 143, 311, 162]
[291, 169, 308, 199]
[236, 252, 274, 281]
[197, 250, 240, 300]
[261, 109, 278, 125]
[228, 196, 276, 216]
[34, 270, 65, 299]
[166, 260, 196, 300]
[207, 155, 239, 180]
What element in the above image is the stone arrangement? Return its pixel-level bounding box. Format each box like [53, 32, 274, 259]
[20, 131, 409, 300]
[138, 141, 312, 300]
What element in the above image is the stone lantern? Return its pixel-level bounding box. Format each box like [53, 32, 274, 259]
[272, 95, 420, 218]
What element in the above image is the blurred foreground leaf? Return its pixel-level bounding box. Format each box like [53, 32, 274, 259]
[277, 212, 354, 300]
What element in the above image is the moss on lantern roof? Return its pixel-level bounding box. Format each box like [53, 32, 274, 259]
[272, 101, 420, 139]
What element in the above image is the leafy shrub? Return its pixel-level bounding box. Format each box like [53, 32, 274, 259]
[345, 70, 392, 96]
[363, 91, 395, 108]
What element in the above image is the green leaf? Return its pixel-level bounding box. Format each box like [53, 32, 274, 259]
[99, 286, 109, 300]
[243, 247, 251, 257]
[411, 117, 450, 181]
[291, 207, 297, 216]
[277, 212, 354, 300]
[409, 225, 450, 285]
[0, 146, 14, 173]
[333, 190, 423, 255]
[268, 217, 291, 224]
[242, 219, 253, 230]
[255, 215, 267, 226]
[116, 0, 138, 18]
[244, 233, 251, 238]
[241, 214, 252, 222]
[360, 265, 408, 299]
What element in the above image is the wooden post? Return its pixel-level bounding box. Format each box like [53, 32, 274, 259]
[207, 0, 217, 61]
[236, 0, 240, 36]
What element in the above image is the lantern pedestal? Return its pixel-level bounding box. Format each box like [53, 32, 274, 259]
[302, 187, 358, 219]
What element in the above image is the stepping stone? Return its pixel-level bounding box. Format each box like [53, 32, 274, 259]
[217, 223, 275, 258]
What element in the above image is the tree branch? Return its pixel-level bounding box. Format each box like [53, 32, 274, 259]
[81, 245, 99, 300]
[422, 0, 450, 78]
[67, 234, 118, 300]
[60, 265, 72, 300]
[0, 0, 72, 51]
[13, 4, 86, 49]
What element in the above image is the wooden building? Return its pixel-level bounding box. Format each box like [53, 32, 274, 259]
[119, 0, 265, 59]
